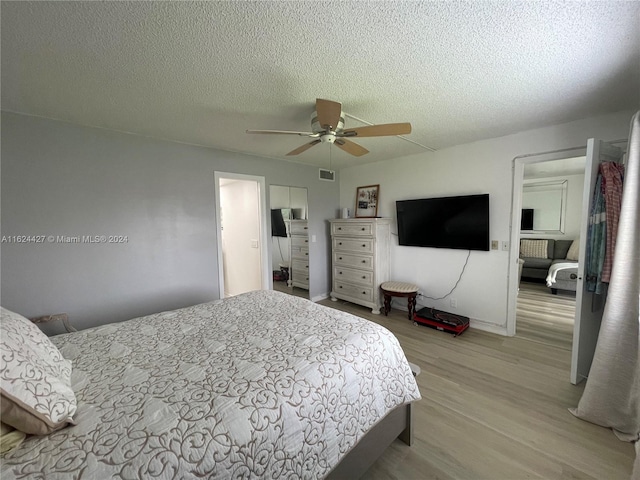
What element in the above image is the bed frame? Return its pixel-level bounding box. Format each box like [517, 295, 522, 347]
[326, 402, 413, 479]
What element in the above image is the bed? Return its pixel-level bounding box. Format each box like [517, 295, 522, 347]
[545, 261, 579, 293]
[0, 290, 420, 479]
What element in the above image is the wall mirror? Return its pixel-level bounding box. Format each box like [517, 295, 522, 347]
[521, 179, 568, 234]
[270, 185, 309, 298]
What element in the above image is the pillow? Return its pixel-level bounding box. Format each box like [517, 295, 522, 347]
[520, 239, 549, 259]
[566, 239, 580, 261]
[0, 307, 77, 435]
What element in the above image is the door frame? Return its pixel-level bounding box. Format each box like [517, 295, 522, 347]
[507, 140, 627, 384]
[506, 147, 587, 336]
[214, 171, 270, 299]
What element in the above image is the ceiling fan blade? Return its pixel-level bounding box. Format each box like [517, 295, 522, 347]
[246, 129, 318, 137]
[315, 98, 342, 130]
[340, 122, 412, 138]
[286, 139, 322, 156]
[335, 139, 369, 157]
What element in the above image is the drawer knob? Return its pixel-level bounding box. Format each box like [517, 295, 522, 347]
[305, 265, 308, 269]
[339, 242, 342, 245]
[338, 227, 342, 230]
[361, 260, 366, 263]
[339, 286, 343, 289]
[304, 227, 308, 230]
[362, 275, 366, 279]
[305, 253, 308, 256]
[339, 271, 343, 275]
[362, 244, 366, 247]
[339, 257, 343, 260]
[362, 291, 366, 295]
[305, 240, 308, 243]
[361, 228, 365, 231]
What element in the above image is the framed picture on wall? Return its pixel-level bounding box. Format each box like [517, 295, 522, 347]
[355, 184, 380, 218]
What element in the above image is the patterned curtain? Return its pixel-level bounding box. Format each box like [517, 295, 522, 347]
[571, 111, 640, 479]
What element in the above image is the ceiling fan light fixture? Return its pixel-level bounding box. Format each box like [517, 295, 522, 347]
[320, 133, 337, 144]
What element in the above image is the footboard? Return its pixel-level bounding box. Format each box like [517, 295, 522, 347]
[326, 402, 413, 479]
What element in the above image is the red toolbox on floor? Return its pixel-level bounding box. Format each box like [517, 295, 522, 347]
[414, 307, 470, 337]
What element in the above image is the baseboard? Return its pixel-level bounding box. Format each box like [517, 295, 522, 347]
[469, 320, 508, 336]
[311, 293, 330, 302]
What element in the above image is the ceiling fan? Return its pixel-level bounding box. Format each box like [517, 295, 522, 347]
[246, 98, 411, 157]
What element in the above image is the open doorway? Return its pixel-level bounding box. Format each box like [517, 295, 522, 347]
[214, 172, 270, 298]
[508, 154, 586, 343]
[508, 140, 627, 384]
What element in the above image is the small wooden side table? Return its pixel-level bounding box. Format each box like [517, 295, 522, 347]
[380, 282, 419, 320]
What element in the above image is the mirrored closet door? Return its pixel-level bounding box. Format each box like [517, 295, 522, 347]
[270, 185, 309, 298]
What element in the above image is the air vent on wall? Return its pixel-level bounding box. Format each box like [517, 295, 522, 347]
[319, 168, 335, 182]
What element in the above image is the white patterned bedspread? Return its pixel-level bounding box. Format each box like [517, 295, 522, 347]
[1, 290, 420, 479]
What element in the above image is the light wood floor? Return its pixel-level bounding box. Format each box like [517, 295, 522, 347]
[516, 281, 576, 351]
[313, 291, 635, 480]
[273, 280, 310, 299]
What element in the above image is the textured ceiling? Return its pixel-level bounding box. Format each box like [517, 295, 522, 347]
[2, 1, 639, 169]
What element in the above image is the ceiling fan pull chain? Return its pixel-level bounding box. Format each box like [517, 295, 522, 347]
[330, 143, 333, 171]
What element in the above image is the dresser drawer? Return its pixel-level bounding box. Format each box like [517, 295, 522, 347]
[333, 266, 374, 286]
[292, 268, 309, 287]
[333, 252, 373, 270]
[291, 246, 309, 259]
[331, 222, 373, 236]
[291, 259, 309, 271]
[290, 222, 309, 235]
[333, 237, 374, 254]
[333, 281, 374, 302]
[291, 236, 309, 247]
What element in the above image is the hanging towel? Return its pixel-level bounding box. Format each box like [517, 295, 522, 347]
[585, 161, 625, 294]
[586, 173, 607, 293]
[600, 162, 625, 283]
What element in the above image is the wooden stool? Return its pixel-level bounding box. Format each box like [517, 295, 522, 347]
[380, 282, 419, 320]
[279, 264, 290, 286]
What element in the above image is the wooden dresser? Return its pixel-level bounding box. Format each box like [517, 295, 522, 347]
[289, 220, 309, 290]
[329, 218, 391, 313]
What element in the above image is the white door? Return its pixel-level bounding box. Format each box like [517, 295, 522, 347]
[570, 139, 623, 384]
[214, 172, 270, 299]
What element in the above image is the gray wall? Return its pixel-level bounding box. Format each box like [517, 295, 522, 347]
[1, 112, 339, 333]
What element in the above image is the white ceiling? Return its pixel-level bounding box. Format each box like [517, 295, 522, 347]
[2, 1, 639, 170]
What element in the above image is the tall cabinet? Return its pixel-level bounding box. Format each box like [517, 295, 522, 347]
[329, 218, 391, 313]
[289, 220, 309, 290]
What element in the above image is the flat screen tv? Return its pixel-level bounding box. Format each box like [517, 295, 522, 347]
[396, 194, 490, 251]
[271, 209, 287, 237]
[521, 208, 534, 230]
